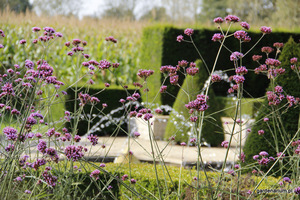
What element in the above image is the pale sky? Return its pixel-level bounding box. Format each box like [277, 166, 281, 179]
[78, 0, 162, 19]
[78, 0, 105, 19]
[29, 0, 163, 19]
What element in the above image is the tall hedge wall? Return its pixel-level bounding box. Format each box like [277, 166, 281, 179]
[141, 26, 300, 107]
[65, 85, 141, 136]
[243, 37, 300, 176]
[139, 26, 166, 105]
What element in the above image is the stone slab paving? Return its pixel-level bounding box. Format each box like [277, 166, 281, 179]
[83, 137, 239, 167]
[12, 136, 239, 169]
[129, 138, 238, 166]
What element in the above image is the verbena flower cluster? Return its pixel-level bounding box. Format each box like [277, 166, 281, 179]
[0, 14, 300, 199]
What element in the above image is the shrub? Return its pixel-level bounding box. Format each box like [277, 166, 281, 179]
[243, 37, 300, 176]
[65, 85, 142, 136]
[164, 60, 224, 146]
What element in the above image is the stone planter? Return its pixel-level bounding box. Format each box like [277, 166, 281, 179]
[221, 117, 254, 147]
[129, 115, 169, 140]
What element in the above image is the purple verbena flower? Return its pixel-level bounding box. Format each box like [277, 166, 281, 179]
[228, 169, 235, 176]
[233, 75, 245, 84]
[42, 170, 57, 187]
[258, 130, 264, 135]
[45, 147, 59, 162]
[230, 52, 243, 61]
[19, 39, 26, 44]
[180, 142, 186, 146]
[24, 190, 31, 194]
[261, 46, 274, 54]
[74, 135, 81, 142]
[143, 113, 153, 121]
[178, 60, 188, 67]
[212, 33, 224, 42]
[5, 144, 15, 152]
[234, 30, 250, 41]
[46, 128, 55, 137]
[294, 187, 300, 195]
[221, 141, 229, 148]
[263, 118, 269, 122]
[235, 66, 248, 75]
[155, 108, 163, 114]
[265, 58, 281, 67]
[3, 127, 18, 141]
[15, 177, 22, 182]
[240, 22, 250, 30]
[1, 82, 15, 96]
[90, 169, 100, 180]
[107, 185, 113, 190]
[88, 134, 98, 146]
[64, 145, 85, 161]
[160, 85, 167, 93]
[37, 140, 47, 153]
[190, 138, 196, 144]
[105, 36, 117, 43]
[253, 155, 259, 160]
[239, 152, 245, 162]
[177, 35, 184, 42]
[130, 179, 137, 184]
[55, 32, 63, 37]
[122, 174, 128, 181]
[283, 177, 291, 183]
[32, 27, 41, 32]
[133, 132, 140, 137]
[170, 75, 179, 85]
[100, 163, 106, 167]
[186, 67, 199, 76]
[290, 57, 298, 64]
[214, 17, 224, 23]
[184, 28, 194, 36]
[259, 151, 268, 157]
[258, 157, 270, 165]
[252, 55, 262, 62]
[137, 69, 154, 80]
[260, 26, 272, 34]
[224, 15, 240, 22]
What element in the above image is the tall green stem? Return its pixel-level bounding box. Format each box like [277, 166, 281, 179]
[145, 81, 162, 200]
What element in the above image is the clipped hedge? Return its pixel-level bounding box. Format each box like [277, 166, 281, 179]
[13, 161, 282, 199]
[139, 25, 165, 105]
[141, 26, 300, 106]
[243, 37, 300, 176]
[60, 162, 281, 199]
[65, 85, 141, 136]
[164, 60, 224, 146]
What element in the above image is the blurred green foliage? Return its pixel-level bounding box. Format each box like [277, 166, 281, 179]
[65, 85, 141, 136]
[243, 37, 300, 176]
[0, 24, 141, 86]
[141, 25, 300, 107]
[51, 162, 281, 199]
[164, 60, 224, 146]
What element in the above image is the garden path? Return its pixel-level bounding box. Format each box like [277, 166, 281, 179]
[84, 136, 239, 170]
[15, 136, 239, 170]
